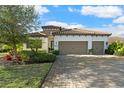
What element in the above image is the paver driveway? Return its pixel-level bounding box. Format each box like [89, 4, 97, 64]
[42, 55, 124, 88]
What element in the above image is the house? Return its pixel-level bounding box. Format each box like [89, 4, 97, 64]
[23, 25, 111, 55]
[23, 32, 48, 52]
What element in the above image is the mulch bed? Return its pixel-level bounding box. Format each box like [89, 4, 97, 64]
[0, 57, 24, 66]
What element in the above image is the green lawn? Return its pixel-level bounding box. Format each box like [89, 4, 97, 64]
[0, 63, 52, 88]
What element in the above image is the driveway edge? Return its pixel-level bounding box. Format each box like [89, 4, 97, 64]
[40, 56, 58, 88]
[39, 62, 54, 88]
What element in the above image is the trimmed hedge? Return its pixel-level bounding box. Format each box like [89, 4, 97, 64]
[52, 50, 59, 55]
[29, 52, 56, 63]
[19, 50, 56, 64]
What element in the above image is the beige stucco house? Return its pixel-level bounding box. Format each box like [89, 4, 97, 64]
[23, 25, 111, 55]
[23, 32, 48, 52]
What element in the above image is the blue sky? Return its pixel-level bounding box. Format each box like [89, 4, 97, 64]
[35, 5, 124, 37]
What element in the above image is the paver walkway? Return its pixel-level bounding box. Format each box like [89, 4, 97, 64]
[42, 55, 124, 88]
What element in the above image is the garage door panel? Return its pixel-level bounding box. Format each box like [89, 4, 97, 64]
[92, 41, 104, 55]
[59, 41, 88, 55]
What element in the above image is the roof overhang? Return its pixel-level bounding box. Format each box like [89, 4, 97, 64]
[52, 28, 112, 36]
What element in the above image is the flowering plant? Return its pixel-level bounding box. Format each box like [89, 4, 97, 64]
[3, 52, 22, 63]
[4, 54, 13, 61]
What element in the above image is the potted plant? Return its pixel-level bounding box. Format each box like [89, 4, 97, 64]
[89, 49, 93, 55]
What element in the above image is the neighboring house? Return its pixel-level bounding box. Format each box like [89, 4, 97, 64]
[23, 25, 111, 55]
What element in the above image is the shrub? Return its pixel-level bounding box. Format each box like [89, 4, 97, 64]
[38, 50, 47, 53]
[88, 49, 93, 54]
[0, 44, 11, 52]
[114, 46, 124, 56]
[0, 48, 11, 53]
[19, 50, 56, 64]
[105, 41, 124, 56]
[19, 50, 46, 62]
[16, 55, 22, 61]
[105, 41, 123, 55]
[16, 44, 23, 52]
[52, 50, 59, 55]
[19, 50, 31, 61]
[105, 42, 117, 54]
[3, 53, 22, 62]
[0, 44, 23, 53]
[44, 53, 56, 62]
[29, 52, 56, 63]
[4, 54, 13, 61]
[105, 49, 108, 54]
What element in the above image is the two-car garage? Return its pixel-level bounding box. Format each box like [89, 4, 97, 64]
[53, 28, 111, 55]
[59, 41, 104, 55]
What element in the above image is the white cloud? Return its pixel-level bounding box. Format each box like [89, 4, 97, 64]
[90, 24, 124, 37]
[34, 6, 49, 15]
[67, 24, 84, 28]
[102, 24, 113, 27]
[45, 21, 85, 28]
[68, 7, 79, 12]
[68, 7, 74, 12]
[53, 5, 59, 8]
[81, 6, 123, 18]
[113, 16, 124, 23]
[119, 33, 124, 37]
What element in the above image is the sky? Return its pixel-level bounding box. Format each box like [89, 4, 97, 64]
[35, 5, 124, 37]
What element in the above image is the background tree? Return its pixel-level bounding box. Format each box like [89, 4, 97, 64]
[0, 6, 40, 61]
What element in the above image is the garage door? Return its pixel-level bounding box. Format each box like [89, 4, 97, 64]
[59, 41, 88, 55]
[92, 41, 104, 55]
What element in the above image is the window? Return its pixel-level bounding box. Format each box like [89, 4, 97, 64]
[106, 42, 108, 46]
[51, 41, 54, 49]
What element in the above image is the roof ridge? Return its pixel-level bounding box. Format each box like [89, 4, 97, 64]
[74, 28, 111, 34]
[52, 28, 112, 36]
[39, 32, 47, 35]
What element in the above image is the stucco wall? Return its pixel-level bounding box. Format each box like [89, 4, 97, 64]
[42, 37, 48, 52]
[23, 37, 48, 52]
[54, 35, 109, 51]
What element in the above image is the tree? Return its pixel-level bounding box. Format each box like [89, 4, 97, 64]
[28, 38, 42, 53]
[0, 6, 40, 62]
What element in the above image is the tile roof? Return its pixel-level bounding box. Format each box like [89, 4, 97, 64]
[52, 28, 112, 36]
[42, 25, 61, 29]
[28, 32, 47, 37]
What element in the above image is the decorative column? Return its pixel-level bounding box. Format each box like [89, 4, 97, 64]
[88, 36, 92, 54]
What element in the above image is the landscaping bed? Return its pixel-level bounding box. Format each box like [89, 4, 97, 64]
[0, 51, 56, 88]
[19, 50, 56, 64]
[0, 63, 52, 88]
